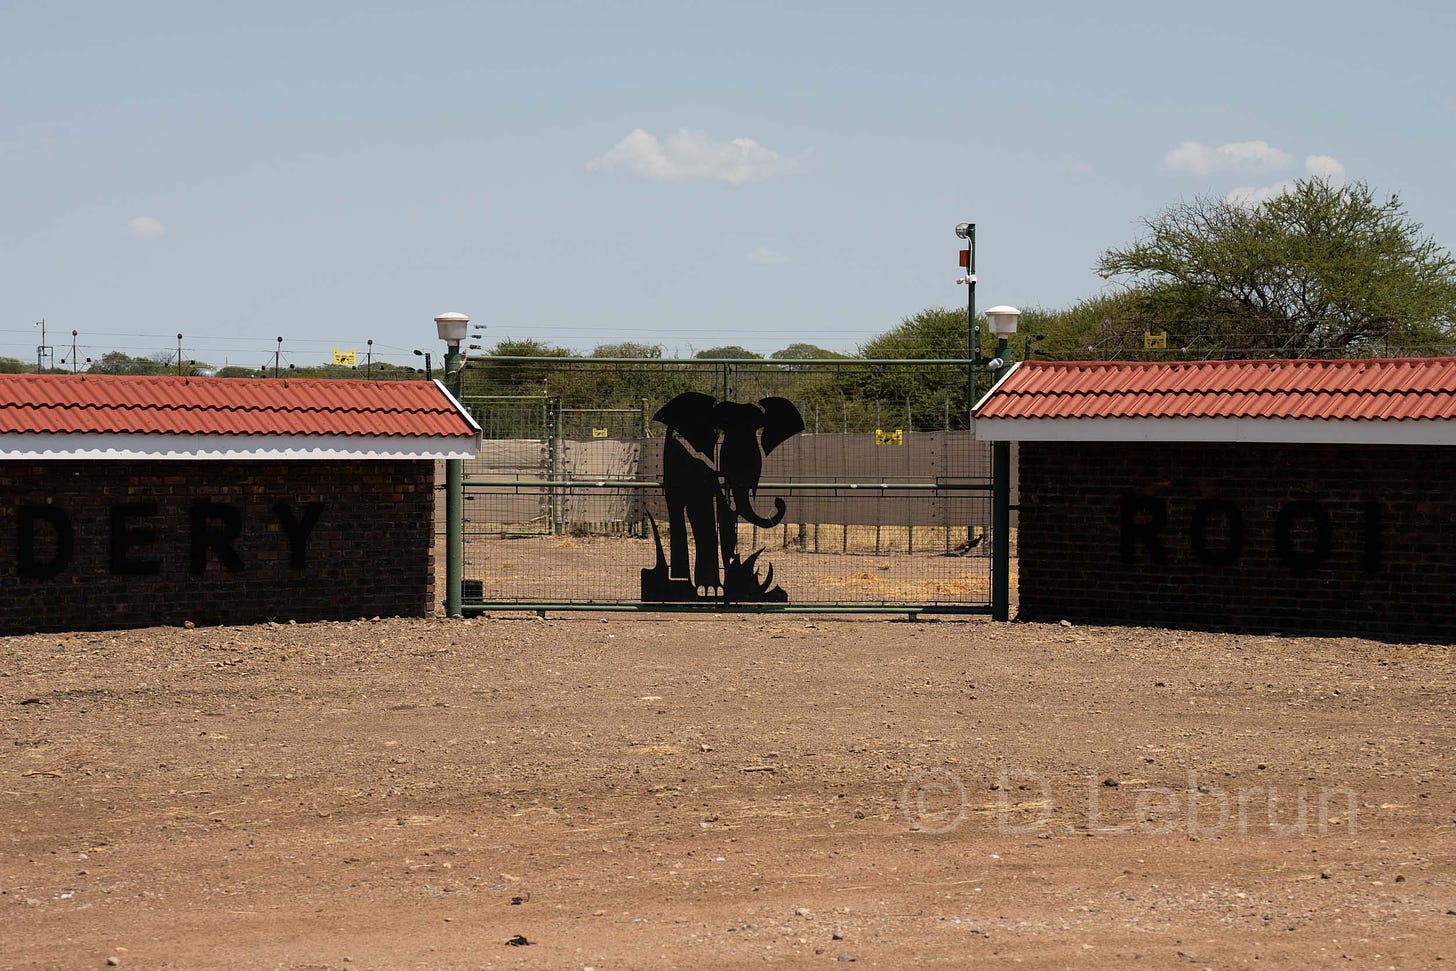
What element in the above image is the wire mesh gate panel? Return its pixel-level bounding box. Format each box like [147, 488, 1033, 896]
[455, 358, 993, 614]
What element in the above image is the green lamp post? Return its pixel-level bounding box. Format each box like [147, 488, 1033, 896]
[435, 311, 470, 619]
[983, 305, 1021, 622]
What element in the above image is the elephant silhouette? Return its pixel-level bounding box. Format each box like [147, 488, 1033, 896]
[642, 391, 805, 603]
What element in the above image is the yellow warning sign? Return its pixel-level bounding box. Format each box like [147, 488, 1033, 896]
[1143, 331, 1168, 350]
[333, 348, 358, 366]
[591, 427, 609, 438]
[875, 428, 903, 446]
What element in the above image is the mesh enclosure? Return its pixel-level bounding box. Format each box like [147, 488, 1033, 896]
[454, 358, 994, 612]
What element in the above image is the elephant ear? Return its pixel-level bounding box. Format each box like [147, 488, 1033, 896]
[757, 396, 805, 456]
[653, 391, 720, 456]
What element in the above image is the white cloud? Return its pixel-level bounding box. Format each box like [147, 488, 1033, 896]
[1225, 181, 1294, 208]
[747, 246, 785, 264]
[127, 216, 165, 239]
[587, 128, 807, 184]
[1304, 154, 1345, 183]
[1226, 154, 1347, 208]
[1164, 140, 1294, 175]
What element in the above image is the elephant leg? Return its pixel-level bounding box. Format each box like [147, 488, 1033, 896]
[662, 437, 698, 582]
[716, 492, 737, 566]
[666, 499, 690, 581]
[687, 496, 720, 591]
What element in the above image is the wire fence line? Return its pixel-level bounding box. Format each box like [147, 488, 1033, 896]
[14, 319, 1456, 378]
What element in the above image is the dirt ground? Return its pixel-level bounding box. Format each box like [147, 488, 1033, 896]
[4, 614, 1456, 969]
[462, 534, 994, 607]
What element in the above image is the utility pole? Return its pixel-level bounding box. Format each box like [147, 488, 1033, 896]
[955, 223, 977, 417]
[35, 319, 54, 372]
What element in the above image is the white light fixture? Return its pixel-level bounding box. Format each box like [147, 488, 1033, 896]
[955, 222, 973, 240]
[984, 305, 1021, 337]
[434, 311, 470, 346]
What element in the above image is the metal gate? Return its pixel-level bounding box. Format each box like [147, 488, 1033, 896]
[451, 357, 1000, 617]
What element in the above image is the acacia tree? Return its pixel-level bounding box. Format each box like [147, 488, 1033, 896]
[770, 342, 846, 361]
[693, 345, 762, 359]
[814, 307, 1054, 429]
[591, 341, 662, 358]
[1028, 291, 1159, 360]
[1097, 178, 1456, 356]
[87, 351, 173, 375]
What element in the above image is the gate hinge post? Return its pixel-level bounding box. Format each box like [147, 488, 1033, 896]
[444, 341, 465, 619]
[991, 436, 1011, 621]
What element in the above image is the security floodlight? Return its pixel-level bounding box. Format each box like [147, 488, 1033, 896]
[955, 222, 973, 239]
[985, 305, 1021, 337]
[434, 311, 470, 346]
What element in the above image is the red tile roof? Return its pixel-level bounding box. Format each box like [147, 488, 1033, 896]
[0, 373, 477, 439]
[973, 358, 1456, 422]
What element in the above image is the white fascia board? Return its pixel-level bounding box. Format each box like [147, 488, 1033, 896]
[0, 432, 481, 460]
[969, 360, 1022, 417]
[972, 416, 1456, 446]
[434, 378, 483, 434]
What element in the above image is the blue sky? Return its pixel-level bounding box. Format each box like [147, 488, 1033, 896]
[3, 0, 1453, 368]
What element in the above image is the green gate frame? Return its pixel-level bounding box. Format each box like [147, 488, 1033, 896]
[442, 357, 1011, 620]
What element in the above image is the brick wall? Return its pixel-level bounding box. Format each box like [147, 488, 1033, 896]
[0, 459, 436, 634]
[1018, 442, 1456, 641]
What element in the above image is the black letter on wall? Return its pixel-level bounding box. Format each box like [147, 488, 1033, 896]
[1360, 500, 1382, 572]
[110, 501, 161, 576]
[274, 502, 326, 570]
[190, 501, 244, 574]
[17, 505, 74, 579]
[1190, 498, 1244, 567]
[1274, 500, 1332, 572]
[1119, 493, 1168, 565]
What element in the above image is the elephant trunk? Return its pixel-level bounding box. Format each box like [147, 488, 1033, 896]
[729, 480, 786, 528]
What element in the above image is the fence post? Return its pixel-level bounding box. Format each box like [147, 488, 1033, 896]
[547, 398, 563, 535]
[944, 396, 951, 553]
[842, 400, 849, 553]
[874, 400, 883, 553]
[639, 398, 651, 538]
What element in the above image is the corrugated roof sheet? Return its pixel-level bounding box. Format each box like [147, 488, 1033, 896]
[972, 358, 1456, 422]
[0, 373, 478, 438]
